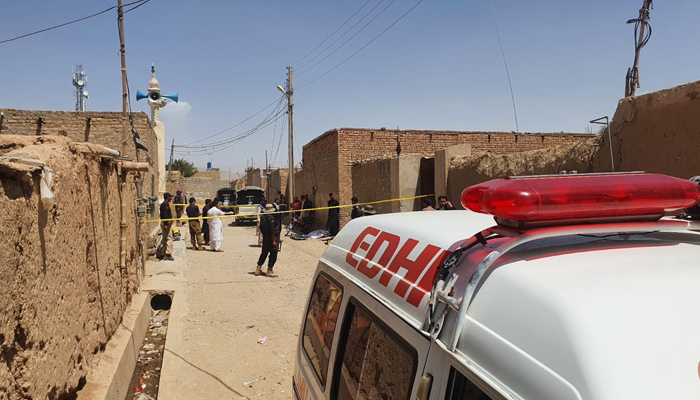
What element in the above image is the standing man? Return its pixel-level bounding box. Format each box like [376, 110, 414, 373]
[173, 190, 185, 225]
[255, 198, 266, 246]
[208, 198, 225, 252]
[255, 203, 279, 277]
[273, 198, 283, 249]
[327, 192, 340, 236]
[201, 198, 212, 246]
[186, 197, 205, 250]
[351, 196, 364, 219]
[437, 195, 456, 210]
[157, 192, 175, 261]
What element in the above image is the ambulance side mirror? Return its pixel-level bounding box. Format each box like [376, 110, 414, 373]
[416, 374, 433, 400]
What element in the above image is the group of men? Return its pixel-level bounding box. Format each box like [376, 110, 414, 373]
[421, 195, 456, 211]
[156, 191, 226, 260]
[157, 190, 453, 273]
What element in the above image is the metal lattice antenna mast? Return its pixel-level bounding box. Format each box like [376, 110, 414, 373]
[71, 65, 88, 111]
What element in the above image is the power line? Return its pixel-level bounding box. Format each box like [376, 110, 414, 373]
[297, 0, 425, 91]
[292, 0, 374, 66]
[295, 0, 390, 73]
[179, 99, 285, 149]
[175, 104, 287, 154]
[296, 0, 397, 78]
[181, 96, 285, 146]
[0, 0, 149, 45]
[489, 1, 519, 133]
[125, 0, 152, 13]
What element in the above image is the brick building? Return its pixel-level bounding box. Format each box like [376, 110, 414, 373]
[295, 127, 594, 227]
[0, 109, 158, 196]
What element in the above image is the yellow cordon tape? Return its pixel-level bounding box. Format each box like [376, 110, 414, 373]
[142, 194, 435, 224]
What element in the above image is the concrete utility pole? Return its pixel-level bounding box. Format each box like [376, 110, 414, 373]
[625, 0, 653, 97]
[277, 67, 294, 203]
[117, 0, 129, 156]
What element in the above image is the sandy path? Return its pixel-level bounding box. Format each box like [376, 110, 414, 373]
[143, 220, 327, 399]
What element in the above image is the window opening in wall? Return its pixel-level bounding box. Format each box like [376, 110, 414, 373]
[444, 367, 493, 400]
[302, 273, 343, 388]
[333, 300, 417, 400]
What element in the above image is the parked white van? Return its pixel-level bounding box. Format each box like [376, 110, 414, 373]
[294, 173, 700, 400]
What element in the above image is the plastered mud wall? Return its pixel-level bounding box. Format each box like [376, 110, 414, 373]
[593, 80, 700, 178]
[0, 135, 140, 399]
[446, 137, 601, 208]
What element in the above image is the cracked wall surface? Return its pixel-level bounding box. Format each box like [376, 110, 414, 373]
[594, 80, 700, 178]
[0, 135, 140, 399]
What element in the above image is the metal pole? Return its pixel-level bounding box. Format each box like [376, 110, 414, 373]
[626, 0, 652, 97]
[590, 116, 614, 172]
[287, 66, 295, 203]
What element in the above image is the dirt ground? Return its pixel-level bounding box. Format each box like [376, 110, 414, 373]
[142, 219, 327, 399]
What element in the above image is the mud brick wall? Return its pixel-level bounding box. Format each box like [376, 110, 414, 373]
[182, 177, 227, 204]
[0, 135, 141, 399]
[351, 159, 393, 215]
[295, 132, 339, 228]
[0, 109, 158, 197]
[268, 168, 290, 201]
[192, 168, 221, 180]
[299, 128, 593, 228]
[593, 80, 700, 178]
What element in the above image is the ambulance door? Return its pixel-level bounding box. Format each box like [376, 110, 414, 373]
[423, 348, 508, 400]
[327, 293, 431, 400]
[295, 271, 345, 400]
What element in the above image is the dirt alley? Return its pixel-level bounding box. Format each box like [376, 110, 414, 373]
[142, 219, 327, 399]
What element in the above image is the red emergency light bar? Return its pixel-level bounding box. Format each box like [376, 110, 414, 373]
[461, 173, 700, 228]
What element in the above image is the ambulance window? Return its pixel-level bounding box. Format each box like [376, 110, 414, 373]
[333, 302, 417, 400]
[302, 274, 343, 388]
[445, 367, 492, 400]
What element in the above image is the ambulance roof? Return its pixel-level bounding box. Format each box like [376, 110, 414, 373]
[463, 230, 700, 399]
[324, 210, 700, 399]
[325, 210, 495, 327]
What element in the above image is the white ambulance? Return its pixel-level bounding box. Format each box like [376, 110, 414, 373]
[293, 172, 700, 400]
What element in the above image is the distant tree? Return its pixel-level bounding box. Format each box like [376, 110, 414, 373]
[168, 158, 198, 177]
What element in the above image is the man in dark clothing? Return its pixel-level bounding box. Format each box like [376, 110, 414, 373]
[327, 192, 340, 236]
[201, 198, 212, 245]
[273, 198, 283, 248]
[174, 190, 185, 225]
[255, 203, 279, 278]
[158, 192, 175, 261]
[351, 196, 364, 219]
[186, 197, 205, 250]
[437, 195, 456, 210]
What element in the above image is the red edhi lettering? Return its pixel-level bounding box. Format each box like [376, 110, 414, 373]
[345, 226, 449, 308]
[346, 227, 401, 279]
[379, 240, 441, 297]
[345, 227, 380, 268]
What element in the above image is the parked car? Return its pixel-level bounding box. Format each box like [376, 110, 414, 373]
[234, 186, 265, 224]
[216, 188, 237, 213]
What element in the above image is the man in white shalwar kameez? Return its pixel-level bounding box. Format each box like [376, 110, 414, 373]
[208, 199, 225, 252]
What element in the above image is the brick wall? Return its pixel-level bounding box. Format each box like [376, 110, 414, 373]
[351, 159, 393, 215]
[268, 168, 289, 201]
[296, 131, 339, 228]
[0, 109, 158, 196]
[299, 127, 594, 229]
[182, 177, 227, 203]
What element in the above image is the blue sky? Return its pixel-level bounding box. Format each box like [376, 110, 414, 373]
[1, 1, 699, 177]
